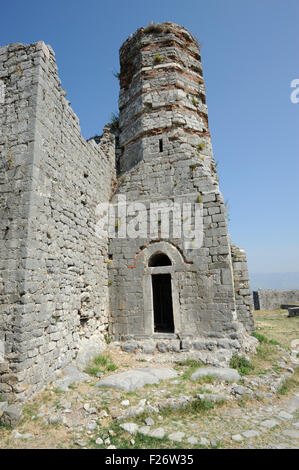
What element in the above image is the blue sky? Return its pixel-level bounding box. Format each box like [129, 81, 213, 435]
[1, 0, 299, 278]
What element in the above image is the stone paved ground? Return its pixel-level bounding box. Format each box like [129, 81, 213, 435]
[0, 310, 298, 449]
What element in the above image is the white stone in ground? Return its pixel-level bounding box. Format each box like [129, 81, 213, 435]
[191, 367, 241, 383]
[199, 437, 209, 446]
[119, 422, 139, 434]
[187, 437, 198, 445]
[53, 365, 90, 391]
[282, 430, 299, 439]
[76, 336, 106, 369]
[86, 422, 97, 431]
[138, 426, 151, 436]
[150, 428, 165, 439]
[260, 419, 279, 429]
[242, 430, 260, 438]
[168, 431, 185, 442]
[231, 434, 244, 442]
[145, 417, 155, 426]
[12, 430, 32, 440]
[98, 410, 108, 419]
[121, 400, 130, 407]
[97, 368, 177, 392]
[277, 411, 293, 420]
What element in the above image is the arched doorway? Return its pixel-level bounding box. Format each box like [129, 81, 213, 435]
[148, 253, 174, 333]
[149, 252, 172, 267]
[134, 242, 182, 336]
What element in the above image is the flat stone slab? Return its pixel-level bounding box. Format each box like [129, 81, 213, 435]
[119, 422, 139, 434]
[150, 427, 165, 439]
[187, 436, 198, 445]
[53, 365, 91, 391]
[284, 393, 299, 413]
[200, 437, 210, 446]
[242, 430, 260, 438]
[97, 367, 177, 392]
[191, 367, 241, 383]
[282, 429, 299, 439]
[260, 419, 279, 429]
[197, 393, 232, 403]
[231, 434, 243, 442]
[168, 431, 185, 442]
[278, 411, 294, 420]
[138, 426, 151, 436]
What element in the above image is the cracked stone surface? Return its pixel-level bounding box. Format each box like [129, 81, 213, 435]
[191, 367, 241, 382]
[53, 366, 91, 392]
[97, 367, 178, 392]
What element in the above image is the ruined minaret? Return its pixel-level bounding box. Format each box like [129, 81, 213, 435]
[118, 22, 215, 178]
[109, 22, 254, 352]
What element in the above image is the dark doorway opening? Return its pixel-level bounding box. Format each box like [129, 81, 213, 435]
[152, 274, 174, 333]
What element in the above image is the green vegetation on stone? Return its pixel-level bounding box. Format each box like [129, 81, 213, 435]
[230, 354, 254, 375]
[85, 353, 117, 377]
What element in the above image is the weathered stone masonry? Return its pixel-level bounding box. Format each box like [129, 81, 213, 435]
[0, 23, 255, 401]
[231, 244, 254, 331]
[109, 23, 254, 344]
[253, 289, 299, 311]
[0, 41, 115, 401]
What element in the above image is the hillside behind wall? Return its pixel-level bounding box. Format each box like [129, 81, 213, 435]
[0, 41, 115, 401]
[253, 290, 299, 310]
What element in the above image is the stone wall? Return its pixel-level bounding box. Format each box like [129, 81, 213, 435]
[0, 42, 42, 400]
[253, 290, 299, 311]
[0, 23, 256, 401]
[231, 244, 254, 331]
[108, 23, 253, 344]
[0, 41, 114, 401]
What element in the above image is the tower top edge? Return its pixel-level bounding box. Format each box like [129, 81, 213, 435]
[119, 22, 200, 55]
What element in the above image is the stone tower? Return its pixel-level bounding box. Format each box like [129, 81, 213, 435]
[0, 23, 254, 402]
[108, 22, 254, 354]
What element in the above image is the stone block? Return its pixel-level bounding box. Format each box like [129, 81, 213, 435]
[0, 404, 23, 427]
[156, 342, 168, 353]
[122, 341, 139, 354]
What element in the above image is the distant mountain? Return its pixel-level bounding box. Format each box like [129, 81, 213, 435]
[250, 272, 299, 291]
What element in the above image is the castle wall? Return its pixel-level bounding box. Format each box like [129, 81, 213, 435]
[253, 289, 299, 311]
[0, 23, 256, 400]
[0, 42, 41, 400]
[0, 41, 114, 401]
